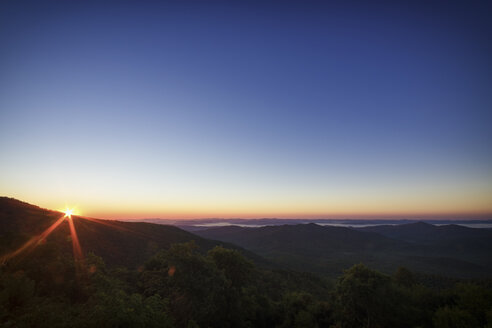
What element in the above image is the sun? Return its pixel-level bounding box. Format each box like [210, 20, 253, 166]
[57, 205, 81, 219]
[60, 207, 79, 218]
[64, 208, 74, 218]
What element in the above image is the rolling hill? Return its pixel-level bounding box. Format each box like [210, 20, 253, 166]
[2, 197, 492, 327]
[196, 222, 492, 278]
[0, 197, 264, 268]
[358, 221, 492, 246]
[3, 197, 491, 278]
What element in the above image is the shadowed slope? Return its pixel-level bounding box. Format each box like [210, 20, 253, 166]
[197, 223, 408, 254]
[196, 223, 492, 278]
[358, 221, 492, 245]
[0, 197, 265, 268]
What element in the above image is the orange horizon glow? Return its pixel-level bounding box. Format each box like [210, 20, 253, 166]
[65, 198, 492, 220]
[59, 206, 492, 221]
[96, 212, 492, 221]
[3, 162, 491, 221]
[4, 194, 492, 222]
[27, 200, 492, 221]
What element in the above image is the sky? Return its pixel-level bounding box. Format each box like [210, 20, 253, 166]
[1, 0, 491, 219]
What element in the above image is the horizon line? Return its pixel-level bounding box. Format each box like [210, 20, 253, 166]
[2, 196, 491, 222]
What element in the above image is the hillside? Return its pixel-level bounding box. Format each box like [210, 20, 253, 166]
[0, 197, 264, 268]
[358, 221, 492, 246]
[196, 223, 492, 278]
[2, 197, 492, 327]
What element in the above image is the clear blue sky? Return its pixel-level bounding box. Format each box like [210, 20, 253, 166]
[1, 0, 491, 219]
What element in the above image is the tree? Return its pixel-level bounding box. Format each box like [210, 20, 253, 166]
[140, 242, 227, 327]
[393, 267, 416, 288]
[333, 264, 398, 328]
[278, 292, 333, 328]
[207, 246, 254, 288]
[433, 306, 476, 328]
[453, 283, 492, 327]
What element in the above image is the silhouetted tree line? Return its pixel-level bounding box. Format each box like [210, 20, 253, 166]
[1, 241, 492, 328]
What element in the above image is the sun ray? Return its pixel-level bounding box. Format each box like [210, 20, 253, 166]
[0, 215, 66, 264]
[66, 215, 86, 278]
[1, 205, 146, 280]
[80, 216, 151, 237]
[67, 217, 83, 262]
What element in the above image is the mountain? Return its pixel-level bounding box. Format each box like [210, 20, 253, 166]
[358, 221, 492, 245]
[196, 223, 492, 278]
[197, 223, 410, 253]
[357, 221, 492, 267]
[3, 197, 492, 327]
[3, 197, 491, 278]
[0, 197, 264, 268]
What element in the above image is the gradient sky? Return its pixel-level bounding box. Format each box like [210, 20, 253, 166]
[1, 0, 491, 219]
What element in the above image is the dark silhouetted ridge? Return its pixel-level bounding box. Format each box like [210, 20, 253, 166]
[197, 222, 492, 278]
[0, 197, 265, 268]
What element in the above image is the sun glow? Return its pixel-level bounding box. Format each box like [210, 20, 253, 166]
[1, 203, 84, 266]
[0, 202, 139, 280]
[60, 206, 80, 218]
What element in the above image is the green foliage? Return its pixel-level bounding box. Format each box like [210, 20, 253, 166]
[433, 306, 476, 328]
[394, 266, 416, 287]
[2, 242, 492, 328]
[333, 264, 399, 328]
[207, 246, 254, 288]
[277, 292, 333, 328]
[0, 271, 35, 325]
[83, 291, 172, 328]
[14, 299, 78, 328]
[453, 283, 492, 326]
[487, 308, 492, 328]
[5, 242, 492, 328]
[0, 271, 35, 312]
[140, 242, 228, 327]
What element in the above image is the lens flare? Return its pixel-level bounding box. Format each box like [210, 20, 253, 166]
[1, 205, 85, 272]
[0, 215, 66, 264]
[67, 214, 85, 278]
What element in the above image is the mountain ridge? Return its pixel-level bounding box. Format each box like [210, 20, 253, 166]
[196, 222, 492, 278]
[0, 197, 267, 268]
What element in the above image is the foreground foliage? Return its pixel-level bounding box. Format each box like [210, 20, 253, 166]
[1, 241, 492, 328]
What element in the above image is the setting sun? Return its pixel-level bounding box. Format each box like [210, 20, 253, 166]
[61, 207, 79, 218]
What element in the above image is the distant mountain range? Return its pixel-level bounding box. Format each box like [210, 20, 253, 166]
[128, 217, 492, 231]
[2, 196, 491, 279]
[196, 222, 492, 278]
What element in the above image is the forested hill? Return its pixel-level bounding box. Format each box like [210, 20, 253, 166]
[196, 222, 492, 278]
[357, 221, 492, 245]
[2, 197, 492, 327]
[0, 197, 263, 268]
[195, 223, 409, 250]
